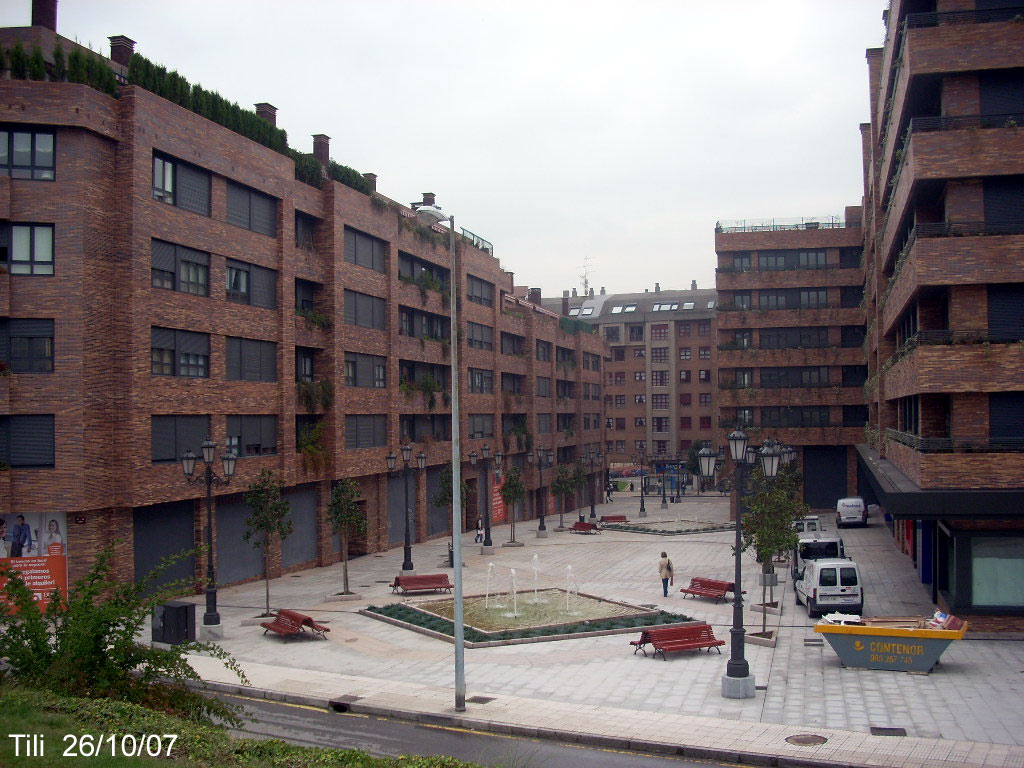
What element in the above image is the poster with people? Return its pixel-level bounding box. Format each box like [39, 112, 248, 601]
[490, 471, 506, 524]
[0, 511, 69, 610]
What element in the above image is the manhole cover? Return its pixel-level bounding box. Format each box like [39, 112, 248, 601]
[375, 580, 391, 584]
[804, 638, 824, 646]
[870, 727, 907, 737]
[467, 696, 495, 704]
[786, 734, 828, 746]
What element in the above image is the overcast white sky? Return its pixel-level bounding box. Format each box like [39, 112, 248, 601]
[3, 0, 887, 297]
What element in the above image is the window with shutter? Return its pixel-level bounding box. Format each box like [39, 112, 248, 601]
[226, 181, 277, 236]
[5, 318, 54, 372]
[226, 337, 276, 382]
[344, 227, 387, 273]
[1, 414, 55, 467]
[151, 414, 209, 463]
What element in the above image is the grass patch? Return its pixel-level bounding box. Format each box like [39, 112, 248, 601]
[366, 604, 693, 641]
[0, 682, 488, 768]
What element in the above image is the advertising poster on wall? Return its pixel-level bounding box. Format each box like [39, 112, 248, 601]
[0, 511, 69, 611]
[490, 472, 506, 524]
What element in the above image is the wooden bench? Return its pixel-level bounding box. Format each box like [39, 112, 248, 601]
[599, 515, 629, 524]
[569, 521, 601, 534]
[390, 573, 454, 594]
[678, 577, 735, 603]
[630, 624, 724, 658]
[261, 609, 331, 640]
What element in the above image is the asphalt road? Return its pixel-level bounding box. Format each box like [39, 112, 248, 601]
[220, 693, 738, 768]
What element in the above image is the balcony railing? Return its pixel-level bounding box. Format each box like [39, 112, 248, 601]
[882, 330, 1024, 372]
[460, 227, 493, 256]
[886, 428, 1024, 453]
[716, 216, 846, 233]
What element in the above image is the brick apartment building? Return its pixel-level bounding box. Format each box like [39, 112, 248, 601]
[859, 0, 1024, 615]
[0, 3, 606, 590]
[717, 1, 1024, 615]
[714, 212, 868, 510]
[551, 284, 718, 486]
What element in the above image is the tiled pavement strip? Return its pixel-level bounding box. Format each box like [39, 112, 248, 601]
[182, 494, 1024, 767]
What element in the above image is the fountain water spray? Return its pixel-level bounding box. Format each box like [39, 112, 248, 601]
[485, 563, 496, 609]
[528, 553, 546, 604]
[502, 568, 520, 617]
[564, 565, 581, 615]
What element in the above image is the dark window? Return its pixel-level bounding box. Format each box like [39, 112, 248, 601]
[226, 337, 277, 382]
[652, 417, 669, 433]
[651, 347, 668, 363]
[226, 415, 278, 456]
[628, 325, 644, 342]
[679, 393, 691, 406]
[651, 324, 668, 341]
[759, 252, 786, 271]
[604, 326, 620, 342]
[151, 327, 209, 378]
[501, 373, 523, 394]
[344, 226, 387, 273]
[468, 368, 494, 394]
[467, 322, 493, 350]
[990, 392, 1024, 443]
[3, 223, 54, 275]
[537, 413, 552, 434]
[988, 283, 1024, 341]
[0, 128, 55, 180]
[344, 352, 387, 388]
[152, 152, 210, 216]
[469, 413, 495, 439]
[150, 414, 209, 463]
[225, 259, 277, 308]
[841, 325, 866, 348]
[651, 370, 668, 386]
[760, 291, 786, 309]
[698, 369, 711, 382]
[679, 416, 692, 429]
[679, 369, 691, 383]
[344, 290, 386, 330]
[761, 367, 829, 388]
[761, 406, 831, 428]
[732, 292, 751, 310]
[151, 239, 210, 295]
[345, 414, 387, 449]
[800, 288, 828, 308]
[3, 318, 54, 372]
[733, 253, 751, 270]
[227, 181, 277, 236]
[840, 285, 863, 308]
[536, 376, 551, 397]
[612, 347, 625, 361]
[842, 365, 868, 387]
[296, 347, 315, 382]
[980, 68, 1024, 115]
[295, 211, 317, 250]
[843, 405, 869, 427]
[761, 326, 829, 349]
[0, 414, 55, 467]
[466, 275, 494, 307]
[839, 248, 862, 269]
[536, 340, 552, 361]
[501, 332, 525, 356]
[295, 279, 318, 312]
[398, 251, 450, 288]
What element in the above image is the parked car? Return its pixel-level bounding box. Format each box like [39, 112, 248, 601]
[793, 515, 820, 533]
[795, 558, 864, 618]
[836, 496, 868, 528]
[792, 531, 845, 581]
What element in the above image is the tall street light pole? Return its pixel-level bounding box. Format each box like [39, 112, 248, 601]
[181, 437, 237, 640]
[469, 444, 494, 551]
[587, 449, 603, 519]
[534, 448, 551, 537]
[386, 444, 425, 573]
[635, 450, 647, 517]
[415, 202, 465, 711]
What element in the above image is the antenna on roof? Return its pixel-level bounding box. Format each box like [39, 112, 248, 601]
[579, 256, 593, 298]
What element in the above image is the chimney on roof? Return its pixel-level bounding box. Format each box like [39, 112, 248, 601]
[422, 193, 436, 207]
[562, 290, 570, 298]
[108, 36, 135, 67]
[654, 282, 661, 293]
[600, 286, 606, 295]
[691, 280, 698, 290]
[312, 135, 330, 165]
[571, 288, 577, 297]
[32, 0, 57, 31]
[528, 287, 542, 305]
[589, 288, 595, 297]
[561, 295, 569, 316]
[255, 103, 277, 126]
[362, 173, 377, 192]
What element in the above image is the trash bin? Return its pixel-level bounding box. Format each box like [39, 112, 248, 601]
[814, 615, 967, 673]
[152, 601, 196, 645]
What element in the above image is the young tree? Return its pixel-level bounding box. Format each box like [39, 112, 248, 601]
[243, 469, 293, 617]
[741, 464, 807, 633]
[571, 459, 588, 521]
[326, 477, 365, 595]
[498, 465, 527, 524]
[432, 460, 469, 532]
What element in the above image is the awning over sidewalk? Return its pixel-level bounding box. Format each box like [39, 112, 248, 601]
[856, 445, 1024, 521]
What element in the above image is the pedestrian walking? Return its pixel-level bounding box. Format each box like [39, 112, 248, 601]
[629, 481, 635, 492]
[475, 517, 484, 543]
[658, 551, 674, 597]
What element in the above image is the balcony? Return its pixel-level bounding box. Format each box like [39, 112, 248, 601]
[885, 432, 1024, 491]
[880, 222, 1024, 331]
[717, 346, 865, 368]
[884, 333, 1024, 399]
[717, 306, 864, 329]
[717, 266, 863, 291]
[717, 385, 864, 408]
[716, 216, 846, 233]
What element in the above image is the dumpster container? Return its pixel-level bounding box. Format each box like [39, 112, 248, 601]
[814, 614, 967, 673]
[152, 601, 196, 645]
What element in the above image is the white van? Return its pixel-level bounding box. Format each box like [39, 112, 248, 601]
[791, 531, 845, 580]
[794, 558, 863, 618]
[793, 515, 820, 533]
[836, 496, 867, 528]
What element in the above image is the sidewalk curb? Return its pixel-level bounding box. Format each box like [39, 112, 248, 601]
[200, 678, 856, 768]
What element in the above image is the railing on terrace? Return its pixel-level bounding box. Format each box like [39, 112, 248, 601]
[884, 217, 1024, 280]
[886, 428, 1024, 453]
[716, 216, 845, 233]
[461, 228, 493, 256]
[877, 6, 1024, 172]
[717, 342, 753, 351]
[882, 330, 1024, 372]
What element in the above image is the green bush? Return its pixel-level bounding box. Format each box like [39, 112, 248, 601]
[0, 545, 247, 724]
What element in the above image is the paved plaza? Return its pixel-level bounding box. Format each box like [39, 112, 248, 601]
[184, 493, 1024, 767]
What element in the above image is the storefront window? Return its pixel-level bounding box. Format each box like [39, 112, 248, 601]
[972, 537, 1024, 607]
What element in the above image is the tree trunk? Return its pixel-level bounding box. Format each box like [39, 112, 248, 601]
[761, 560, 771, 634]
[341, 528, 350, 594]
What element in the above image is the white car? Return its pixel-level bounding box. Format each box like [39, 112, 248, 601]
[795, 558, 864, 618]
[835, 496, 867, 528]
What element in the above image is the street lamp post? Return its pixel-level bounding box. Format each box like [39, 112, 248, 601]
[587, 449, 603, 519]
[660, 456, 669, 509]
[386, 444, 425, 573]
[700, 432, 782, 699]
[415, 201, 465, 711]
[470, 444, 495, 552]
[181, 437, 237, 640]
[634, 450, 647, 517]
[534, 448, 551, 538]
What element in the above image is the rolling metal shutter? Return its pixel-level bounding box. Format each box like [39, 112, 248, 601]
[226, 337, 241, 379]
[989, 393, 1024, 441]
[175, 416, 209, 458]
[8, 414, 54, 468]
[176, 162, 210, 216]
[250, 192, 277, 237]
[387, 473, 409, 547]
[226, 182, 249, 229]
[250, 264, 277, 309]
[281, 485, 317, 568]
[152, 239, 176, 271]
[987, 284, 1024, 341]
[983, 176, 1024, 224]
[426, 466, 449, 536]
[214, 493, 264, 585]
[801, 445, 847, 510]
[151, 416, 177, 462]
[133, 499, 196, 592]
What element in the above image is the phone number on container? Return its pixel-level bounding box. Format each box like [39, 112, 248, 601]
[63, 734, 179, 758]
